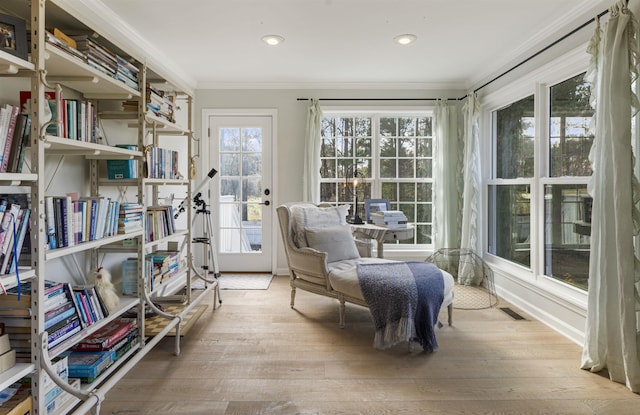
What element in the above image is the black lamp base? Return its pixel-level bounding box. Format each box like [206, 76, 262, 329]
[348, 215, 364, 225]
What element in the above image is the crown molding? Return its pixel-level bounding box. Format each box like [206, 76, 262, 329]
[196, 80, 469, 92]
[469, 0, 609, 90]
[52, 0, 197, 95]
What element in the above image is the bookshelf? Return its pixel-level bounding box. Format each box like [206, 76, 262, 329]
[0, 1, 216, 414]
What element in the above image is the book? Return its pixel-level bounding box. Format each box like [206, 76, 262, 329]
[63, 349, 115, 379]
[71, 319, 134, 351]
[47, 318, 81, 349]
[0, 105, 18, 173]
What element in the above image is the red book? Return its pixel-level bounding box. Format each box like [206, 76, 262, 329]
[72, 319, 134, 351]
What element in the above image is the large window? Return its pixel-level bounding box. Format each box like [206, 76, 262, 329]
[320, 112, 433, 245]
[488, 73, 593, 291]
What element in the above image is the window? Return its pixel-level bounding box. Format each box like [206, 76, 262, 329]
[488, 73, 593, 291]
[544, 74, 593, 290]
[489, 95, 535, 267]
[320, 112, 433, 245]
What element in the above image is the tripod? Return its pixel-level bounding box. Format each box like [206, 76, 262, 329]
[190, 191, 222, 305]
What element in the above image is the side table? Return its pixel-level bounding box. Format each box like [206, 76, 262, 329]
[351, 223, 414, 258]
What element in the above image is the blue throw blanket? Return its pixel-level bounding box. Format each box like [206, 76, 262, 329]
[357, 261, 444, 352]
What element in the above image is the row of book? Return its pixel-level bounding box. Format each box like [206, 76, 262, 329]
[45, 196, 121, 250]
[0, 104, 30, 174]
[122, 250, 180, 295]
[19, 90, 99, 143]
[0, 280, 111, 358]
[145, 146, 180, 180]
[371, 210, 409, 229]
[46, 29, 140, 92]
[145, 205, 178, 243]
[0, 198, 30, 276]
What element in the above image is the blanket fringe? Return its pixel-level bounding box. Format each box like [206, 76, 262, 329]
[373, 317, 415, 350]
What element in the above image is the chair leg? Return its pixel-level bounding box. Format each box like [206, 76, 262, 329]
[448, 303, 453, 326]
[290, 285, 297, 308]
[339, 299, 346, 328]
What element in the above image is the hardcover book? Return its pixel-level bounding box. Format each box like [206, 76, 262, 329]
[72, 319, 134, 351]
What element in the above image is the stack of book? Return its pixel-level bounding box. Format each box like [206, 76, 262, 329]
[371, 210, 408, 229]
[62, 318, 139, 384]
[146, 250, 180, 289]
[45, 29, 85, 61]
[115, 56, 140, 91]
[71, 35, 118, 80]
[145, 83, 175, 123]
[117, 203, 144, 234]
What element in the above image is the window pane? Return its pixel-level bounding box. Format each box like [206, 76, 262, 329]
[488, 184, 531, 268]
[495, 95, 535, 179]
[549, 73, 594, 177]
[380, 159, 396, 178]
[544, 184, 590, 290]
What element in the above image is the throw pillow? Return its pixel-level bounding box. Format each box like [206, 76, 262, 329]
[291, 205, 349, 248]
[305, 224, 360, 263]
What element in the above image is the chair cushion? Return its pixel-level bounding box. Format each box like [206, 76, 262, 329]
[305, 224, 360, 263]
[291, 204, 349, 248]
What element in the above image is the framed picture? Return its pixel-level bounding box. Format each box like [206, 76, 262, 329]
[364, 198, 390, 223]
[0, 13, 28, 61]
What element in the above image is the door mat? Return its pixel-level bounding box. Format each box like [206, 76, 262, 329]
[218, 273, 273, 290]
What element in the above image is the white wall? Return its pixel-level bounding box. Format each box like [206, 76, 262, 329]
[194, 88, 465, 275]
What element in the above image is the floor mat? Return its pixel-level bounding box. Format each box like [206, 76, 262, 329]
[218, 273, 273, 290]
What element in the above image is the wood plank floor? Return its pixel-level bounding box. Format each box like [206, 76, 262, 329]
[101, 275, 640, 414]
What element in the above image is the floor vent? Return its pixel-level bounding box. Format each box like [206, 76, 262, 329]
[499, 307, 527, 320]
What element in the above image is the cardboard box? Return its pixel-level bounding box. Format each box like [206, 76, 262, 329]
[0, 349, 16, 374]
[0, 386, 31, 415]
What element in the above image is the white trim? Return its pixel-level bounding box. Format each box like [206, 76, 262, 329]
[52, 0, 196, 95]
[196, 81, 468, 91]
[480, 40, 593, 343]
[201, 108, 279, 275]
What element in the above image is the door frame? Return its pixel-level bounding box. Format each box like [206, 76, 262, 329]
[200, 108, 278, 275]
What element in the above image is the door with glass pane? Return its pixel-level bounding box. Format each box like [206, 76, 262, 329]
[208, 115, 273, 272]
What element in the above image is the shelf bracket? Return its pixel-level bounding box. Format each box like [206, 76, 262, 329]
[0, 63, 18, 74]
[84, 93, 133, 100]
[40, 332, 92, 401]
[47, 75, 99, 84]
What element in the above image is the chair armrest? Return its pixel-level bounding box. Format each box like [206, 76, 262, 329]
[288, 245, 331, 286]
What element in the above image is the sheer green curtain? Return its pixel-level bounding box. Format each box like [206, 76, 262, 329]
[581, 0, 640, 392]
[458, 93, 482, 285]
[303, 99, 322, 203]
[433, 100, 462, 251]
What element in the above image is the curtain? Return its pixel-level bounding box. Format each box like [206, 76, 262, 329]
[303, 99, 322, 203]
[581, 0, 640, 393]
[433, 100, 462, 251]
[458, 93, 482, 285]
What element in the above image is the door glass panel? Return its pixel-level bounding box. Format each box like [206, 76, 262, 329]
[219, 127, 263, 253]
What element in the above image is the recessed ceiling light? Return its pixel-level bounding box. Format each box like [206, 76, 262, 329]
[394, 34, 417, 45]
[262, 35, 285, 46]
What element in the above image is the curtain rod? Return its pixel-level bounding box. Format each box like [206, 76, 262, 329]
[298, 7, 610, 103]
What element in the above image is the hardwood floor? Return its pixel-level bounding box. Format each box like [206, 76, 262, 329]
[101, 275, 639, 414]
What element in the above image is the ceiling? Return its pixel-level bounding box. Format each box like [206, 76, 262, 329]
[96, 0, 609, 90]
